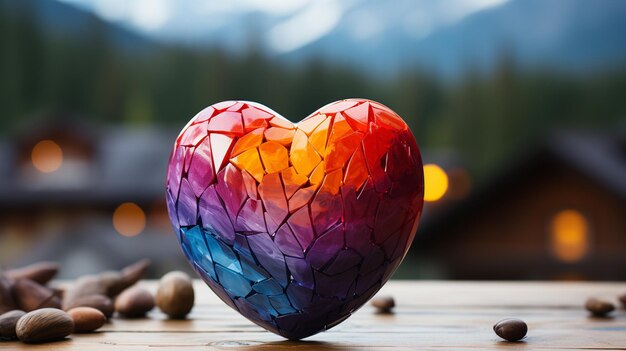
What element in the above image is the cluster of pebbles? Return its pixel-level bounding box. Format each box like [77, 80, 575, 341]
[0, 260, 195, 344]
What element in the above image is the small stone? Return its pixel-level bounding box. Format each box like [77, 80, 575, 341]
[0, 273, 17, 315]
[16, 308, 74, 344]
[156, 271, 195, 319]
[494, 318, 527, 342]
[12, 278, 61, 312]
[115, 286, 154, 318]
[370, 296, 395, 313]
[63, 294, 115, 319]
[585, 298, 615, 317]
[0, 310, 26, 341]
[7, 262, 59, 285]
[67, 307, 106, 333]
[63, 259, 151, 305]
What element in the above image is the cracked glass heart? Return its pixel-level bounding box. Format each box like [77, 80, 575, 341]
[166, 99, 424, 339]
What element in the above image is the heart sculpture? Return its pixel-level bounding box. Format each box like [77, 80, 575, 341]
[166, 99, 424, 340]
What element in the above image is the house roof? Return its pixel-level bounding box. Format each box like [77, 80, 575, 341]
[416, 130, 626, 243]
[550, 131, 626, 199]
[0, 125, 179, 207]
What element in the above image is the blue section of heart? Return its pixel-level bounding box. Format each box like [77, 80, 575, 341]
[180, 225, 309, 338]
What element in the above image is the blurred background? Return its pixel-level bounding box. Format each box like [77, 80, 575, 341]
[0, 0, 624, 281]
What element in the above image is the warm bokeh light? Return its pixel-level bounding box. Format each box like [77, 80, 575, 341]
[423, 164, 449, 202]
[550, 209, 590, 263]
[31, 140, 63, 173]
[113, 202, 146, 237]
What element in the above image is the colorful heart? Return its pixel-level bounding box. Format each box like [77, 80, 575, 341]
[166, 99, 424, 339]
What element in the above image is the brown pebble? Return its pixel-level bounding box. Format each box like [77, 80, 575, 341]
[0, 310, 26, 340]
[115, 286, 154, 318]
[67, 307, 106, 333]
[494, 318, 527, 342]
[63, 259, 151, 306]
[370, 296, 395, 313]
[63, 294, 114, 319]
[585, 298, 615, 317]
[12, 278, 61, 312]
[0, 273, 17, 314]
[156, 271, 195, 319]
[16, 308, 74, 344]
[7, 262, 59, 285]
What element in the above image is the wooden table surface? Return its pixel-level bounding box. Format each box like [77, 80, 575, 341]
[2, 280, 625, 350]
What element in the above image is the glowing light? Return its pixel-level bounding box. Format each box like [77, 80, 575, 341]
[423, 164, 448, 202]
[113, 202, 146, 237]
[550, 210, 589, 263]
[31, 140, 63, 173]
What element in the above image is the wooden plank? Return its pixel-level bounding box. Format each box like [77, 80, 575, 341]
[1, 281, 625, 350]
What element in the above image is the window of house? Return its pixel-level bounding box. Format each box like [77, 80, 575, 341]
[549, 209, 590, 263]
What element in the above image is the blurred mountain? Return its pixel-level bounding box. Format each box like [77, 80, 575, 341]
[112, 0, 503, 68]
[283, 0, 626, 75]
[30, 0, 626, 76]
[0, 0, 154, 53]
[407, 0, 626, 75]
[109, 0, 626, 76]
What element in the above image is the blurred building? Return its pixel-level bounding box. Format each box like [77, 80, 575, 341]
[413, 131, 626, 281]
[0, 117, 186, 277]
